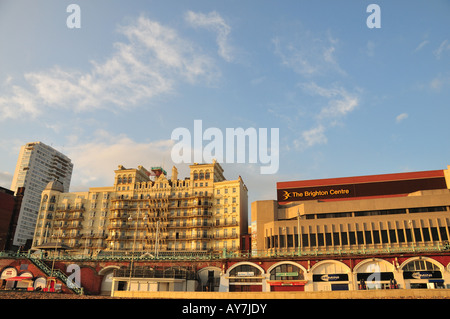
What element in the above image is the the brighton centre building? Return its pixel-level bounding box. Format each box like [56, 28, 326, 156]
[250, 166, 450, 291]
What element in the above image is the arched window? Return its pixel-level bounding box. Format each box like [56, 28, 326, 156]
[403, 259, 440, 271]
[269, 264, 304, 280]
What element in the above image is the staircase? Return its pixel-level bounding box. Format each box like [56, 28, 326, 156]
[28, 257, 83, 295]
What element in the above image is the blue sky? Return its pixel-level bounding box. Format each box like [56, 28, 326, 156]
[1, 0, 449, 207]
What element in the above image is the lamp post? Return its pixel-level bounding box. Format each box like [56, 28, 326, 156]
[127, 208, 148, 291]
[50, 228, 64, 282]
[297, 210, 301, 256]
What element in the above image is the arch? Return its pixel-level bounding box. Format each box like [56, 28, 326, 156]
[353, 258, 395, 273]
[0, 267, 17, 279]
[310, 260, 351, 274]
[267, 261, 307, 274]
[226, 261, 265, 276]
[401, 257, 445, 289]
[226, 262, 266, 292]
[99, 266, 120, 296]
[310, 260, 351, 291]
[400, 256, 444, 271]
[98, 265, 120, 276]
[34, 277, 47, 290]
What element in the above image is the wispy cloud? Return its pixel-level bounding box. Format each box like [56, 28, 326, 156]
[272, 28, 360, 150]
[414, 40, 429, 52]
[434, 39, 450, 59]
[294, 82, 360, 149]
[185, 11, 234, 62]
[0, 15, 219, 121]
[299, 82, 359, 119]
[273, 30, 345, 77]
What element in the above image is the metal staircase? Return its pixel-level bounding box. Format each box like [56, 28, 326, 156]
[28, 257, 83, 295]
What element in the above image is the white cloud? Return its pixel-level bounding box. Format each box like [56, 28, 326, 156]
[0, 15, 219, 121]
[395, 113, 408, 123]
[295, 125, 327, 149]
[300, 82, 359, 118]
[185, 11, 234, 62]
[63, 130, 175, 191]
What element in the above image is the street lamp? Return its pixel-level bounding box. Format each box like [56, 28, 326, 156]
[127, 208, 148, 291]
[50, 228, 64, 287]
[297, 209, 301, 256]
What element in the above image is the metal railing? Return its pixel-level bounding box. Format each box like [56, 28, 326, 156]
[1, 241, 449, 263]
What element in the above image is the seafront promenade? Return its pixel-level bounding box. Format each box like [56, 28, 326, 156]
[112, 289, 450, 299]
[0, 289, 449, 299]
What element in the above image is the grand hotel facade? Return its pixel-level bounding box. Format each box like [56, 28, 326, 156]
[32, 161, 248, 255]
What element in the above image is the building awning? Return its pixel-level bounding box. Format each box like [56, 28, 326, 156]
[5, 276, 32, 281]
[268, 281, 307, 286]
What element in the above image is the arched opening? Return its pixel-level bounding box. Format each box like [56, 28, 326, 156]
[401, 257, 444, 289]
[227, 262, 265, 292]
[354, 258, 395, 290]
[267, 261, 306, 291]
[311, 260, 351, 291]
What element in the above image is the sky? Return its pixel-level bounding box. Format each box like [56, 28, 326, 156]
[0, 0, 449, 210]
